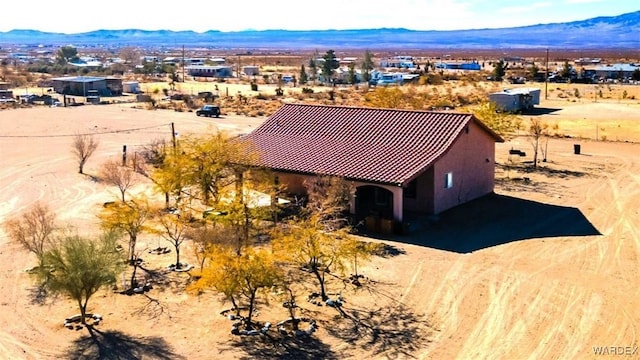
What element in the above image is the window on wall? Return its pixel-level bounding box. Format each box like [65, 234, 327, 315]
[444, 172, 453, 189]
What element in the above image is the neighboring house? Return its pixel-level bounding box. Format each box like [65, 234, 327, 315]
[593, 63, 640, 80]
[435, 61, 481, 71]
[239, 104, 503, 230]
[51, 76, 122, 96]
[489, 88, 541, 113]
[380, 55, 416, 69]
[186, 65, 233, 78]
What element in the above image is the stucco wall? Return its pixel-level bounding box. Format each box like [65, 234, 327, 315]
[403, 167, 435, 214]
[432, 122, 496, 214]
[274, 172, 311, 195]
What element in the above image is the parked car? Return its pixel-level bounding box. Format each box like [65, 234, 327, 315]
[196, 104, 220, 118]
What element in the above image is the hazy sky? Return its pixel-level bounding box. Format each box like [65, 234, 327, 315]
[1, 0, 638, 33]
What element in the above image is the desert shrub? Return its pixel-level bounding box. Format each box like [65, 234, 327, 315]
[574, 88, 581, 98]
[425, 73, 444, 85]
[302, 87, 314, 94]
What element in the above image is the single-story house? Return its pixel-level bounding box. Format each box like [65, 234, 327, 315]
[51, 76, 123, 96]
[239, 104, 503, 228]
[594, 63, 639, 80]
[436, 61, 481, 71]
[186, 65, 233, 78]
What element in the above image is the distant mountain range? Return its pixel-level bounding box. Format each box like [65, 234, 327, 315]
[1, 11, 639, 49]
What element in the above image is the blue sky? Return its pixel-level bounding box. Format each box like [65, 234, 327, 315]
[1, 0, 638, 33]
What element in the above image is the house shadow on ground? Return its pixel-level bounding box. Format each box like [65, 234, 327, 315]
[363, 193, 601, 253]
[522, 107, 561, 116]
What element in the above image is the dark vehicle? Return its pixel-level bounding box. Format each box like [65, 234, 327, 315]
[196, 104, 220, 117]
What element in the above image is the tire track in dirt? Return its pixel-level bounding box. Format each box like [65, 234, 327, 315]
[420, 141, 640, 359]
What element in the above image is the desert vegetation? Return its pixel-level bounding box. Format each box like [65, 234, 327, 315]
[1, 45, 640, 358]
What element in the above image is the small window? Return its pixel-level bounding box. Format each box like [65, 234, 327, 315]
[444, 172, 453, 189]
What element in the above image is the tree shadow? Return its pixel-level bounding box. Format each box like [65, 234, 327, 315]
[64, 326, 185, 360]
[323, 303, 432, 358]
[221, 333, 341, 360]
[404, 193, 601, 253]
[370, 242, 407, 258]
[522, 107, 561, 116]
[27, 284, 49, 305]
[138, 264, 189, 294]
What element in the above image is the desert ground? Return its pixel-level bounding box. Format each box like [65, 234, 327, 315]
[1, 88, 640, 359]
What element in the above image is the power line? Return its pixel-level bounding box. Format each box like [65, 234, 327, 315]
[0, 123, 174, 138]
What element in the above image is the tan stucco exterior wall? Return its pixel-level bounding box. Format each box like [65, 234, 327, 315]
[432, 122, 497, 214]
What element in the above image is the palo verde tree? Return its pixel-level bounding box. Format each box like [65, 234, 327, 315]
[466, 101, 522, 139]
[98, 197, 153, 263]
[157, 206, 190, 269]
[528, 117, 550, 169]
[272, 214, 351, 301]
[3, 201, 57, 266]
[321, 49, 340, 85]
[342, 237, 378, 278]
[35, 231, 125, 324]
[72, 133, 99, 175]
[190, 245, 282, 328]
[364, 86, 408, 109]
[186, 224, 235, 272]
[99, 158, 137, 202]
[165, 132, 254, 207]
[303, 175, 353, 231]
[214, 166, 278, 255]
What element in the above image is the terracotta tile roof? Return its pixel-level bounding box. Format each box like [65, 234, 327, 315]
[240, 103, 503, 186]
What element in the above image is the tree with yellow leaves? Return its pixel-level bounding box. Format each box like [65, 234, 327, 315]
[467, 101, 522, 138]
[272, 215, 351, 301]
[189, 245, 282, 329]
[98, 197, 153, 263]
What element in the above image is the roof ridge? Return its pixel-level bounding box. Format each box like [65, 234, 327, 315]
[281, 102, 474, 116]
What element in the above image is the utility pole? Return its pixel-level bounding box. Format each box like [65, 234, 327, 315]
[545, 48, 549, 100]
[182, 45, 185, 83]
[171, 122, 177, 150]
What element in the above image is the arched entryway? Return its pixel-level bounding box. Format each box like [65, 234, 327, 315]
[355, 185, 394, 222]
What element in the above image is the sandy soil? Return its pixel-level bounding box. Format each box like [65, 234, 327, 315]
[1, 96, 640, 359]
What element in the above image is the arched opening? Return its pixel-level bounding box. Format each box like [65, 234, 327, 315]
[355, 185, 394, 222]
